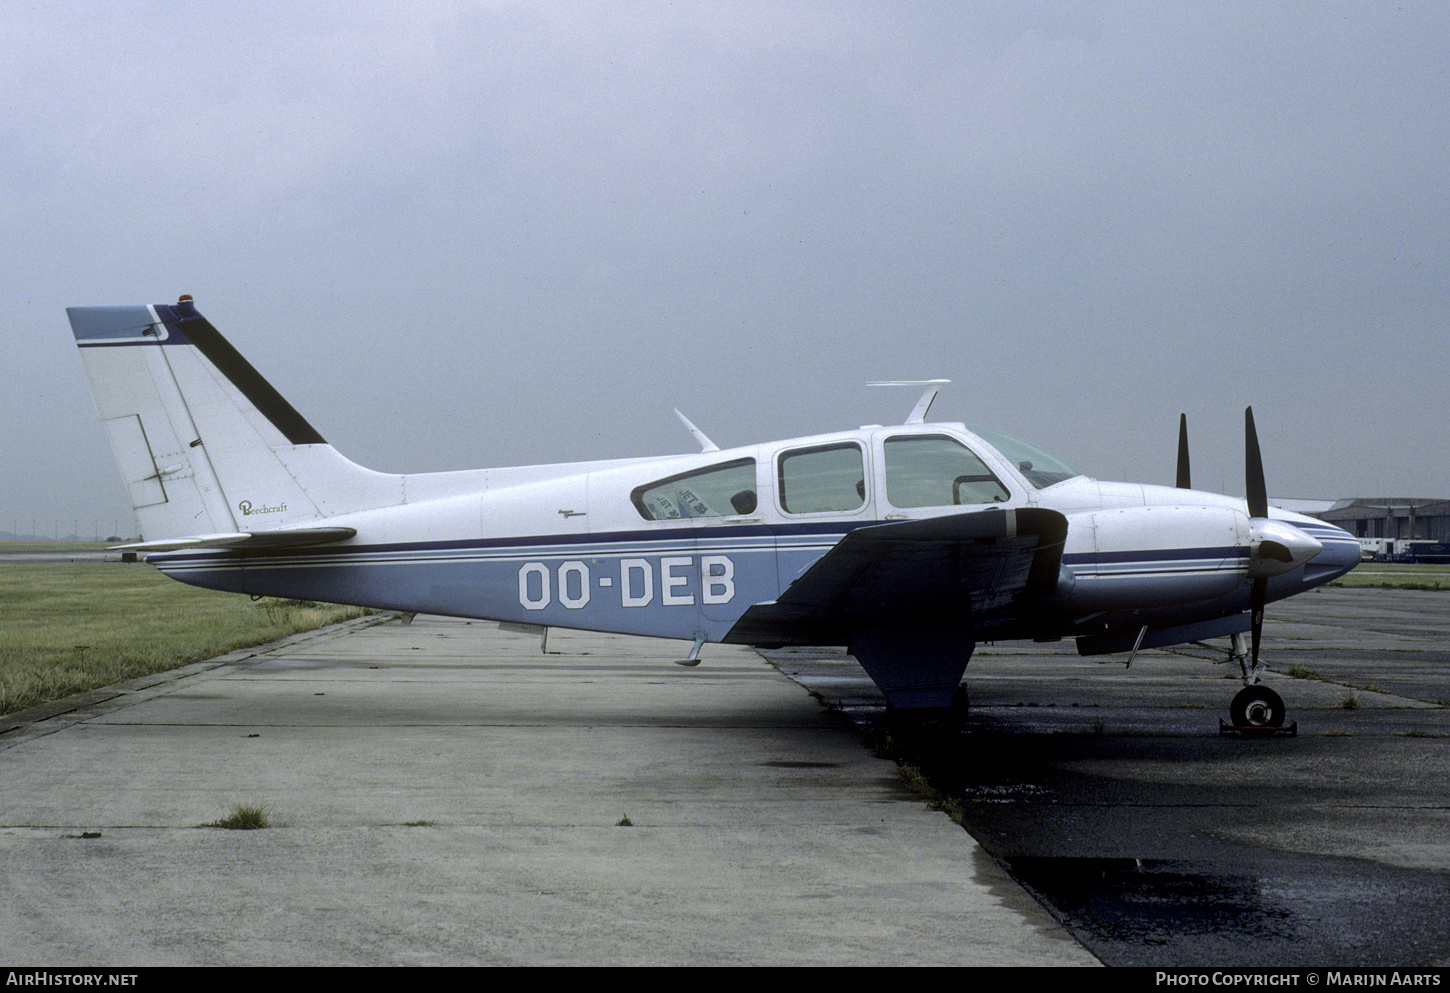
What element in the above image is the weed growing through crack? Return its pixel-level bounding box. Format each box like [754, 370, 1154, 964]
[203, 802, 271, 830]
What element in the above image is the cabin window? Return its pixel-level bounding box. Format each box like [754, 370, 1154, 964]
[632, 459, 757, 521]
[778, 443, 866, 514]
[883, 434, 1009, 507]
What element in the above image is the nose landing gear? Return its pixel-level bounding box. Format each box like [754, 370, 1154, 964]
[1228, 684, 1289, 730]
[1220, 631, 1296, 736]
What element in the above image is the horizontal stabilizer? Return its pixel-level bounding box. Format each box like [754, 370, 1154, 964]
[113, 527, 357, 553]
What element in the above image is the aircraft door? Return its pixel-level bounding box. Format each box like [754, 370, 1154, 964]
[773, 439, 873, 595]
[873, 430, 1011, 513]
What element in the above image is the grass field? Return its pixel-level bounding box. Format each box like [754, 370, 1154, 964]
[0, 560, 371, 717]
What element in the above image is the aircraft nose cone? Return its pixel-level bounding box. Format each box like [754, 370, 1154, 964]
[1302, 523, 1360, 585]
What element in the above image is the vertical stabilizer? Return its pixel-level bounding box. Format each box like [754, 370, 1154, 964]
[67, 296, 398, 541]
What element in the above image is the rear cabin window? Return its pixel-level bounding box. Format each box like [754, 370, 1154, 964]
[883, 434, 1009, 507]
[632, 459, 757, 521]
[778, 443, 866, 514]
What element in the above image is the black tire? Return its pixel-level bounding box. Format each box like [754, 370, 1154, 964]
[1230, 685, 1286, 729]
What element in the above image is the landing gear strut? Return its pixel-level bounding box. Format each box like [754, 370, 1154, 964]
[1220, 631, 1295, 736]
[885, 686, 970, 737]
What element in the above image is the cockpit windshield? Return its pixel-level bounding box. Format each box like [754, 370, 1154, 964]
[968, 425, 1081, 489]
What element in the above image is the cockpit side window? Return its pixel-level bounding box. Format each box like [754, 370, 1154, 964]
[883, 434, 1009, 507]
[778, 443, 866, 514]
[632, 458, 757, 521]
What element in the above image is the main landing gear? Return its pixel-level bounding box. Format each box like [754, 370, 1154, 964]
[1220, 631, 1295, 736]
[884, 686, 970, 738]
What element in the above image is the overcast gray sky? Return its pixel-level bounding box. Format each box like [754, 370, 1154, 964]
[6, 1, 1447, 539]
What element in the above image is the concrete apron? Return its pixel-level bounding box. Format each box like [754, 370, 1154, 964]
[0, 614, 1096, 967]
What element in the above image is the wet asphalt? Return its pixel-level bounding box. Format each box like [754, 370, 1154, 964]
[768, 587, 1450, 968]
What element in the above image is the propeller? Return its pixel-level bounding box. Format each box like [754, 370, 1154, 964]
[1245, 407, 1268, 670]
[1176, 413, 1191, 489]
[1245, 406, 1267, 520]
[1176, 408, 1321, 674]
[1241, 406, 1321, 671]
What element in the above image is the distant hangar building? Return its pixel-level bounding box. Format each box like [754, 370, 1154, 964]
[1311, 498, 1450, 543]
[1277, 497, 1450, 560]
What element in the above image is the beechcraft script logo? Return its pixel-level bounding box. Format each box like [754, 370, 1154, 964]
[238, 500, 287, 516]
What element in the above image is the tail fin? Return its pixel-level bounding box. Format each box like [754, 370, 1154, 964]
[67, 296, 397, 542]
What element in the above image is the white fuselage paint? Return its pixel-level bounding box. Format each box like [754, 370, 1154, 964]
[147, 423, 1359, 648]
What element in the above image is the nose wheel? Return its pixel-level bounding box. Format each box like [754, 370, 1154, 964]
[1230, 685, 1284, 728]
[1223, 684, 1295, 736]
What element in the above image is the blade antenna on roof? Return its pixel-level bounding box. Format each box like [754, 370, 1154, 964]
[674, 409, 719, 453]
[867, 380, 951, 425]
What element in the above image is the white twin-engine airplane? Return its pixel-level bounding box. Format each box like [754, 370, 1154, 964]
[67, 296, 1359, 730]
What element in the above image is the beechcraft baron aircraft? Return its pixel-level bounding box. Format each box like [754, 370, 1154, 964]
[67, 297, 1360, 730]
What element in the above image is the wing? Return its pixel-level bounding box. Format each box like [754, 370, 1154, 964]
[724, 508, 1068, 646]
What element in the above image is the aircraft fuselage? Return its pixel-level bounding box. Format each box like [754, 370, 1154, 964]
[145, 421, 1359, 654]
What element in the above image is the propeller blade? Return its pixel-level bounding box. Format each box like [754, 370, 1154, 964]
[1176, 413, 1191, 489]
[1245, 406, 1268, 519]
[1244, 408, 1272, 671]
[1250, 576, 1267, 670]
